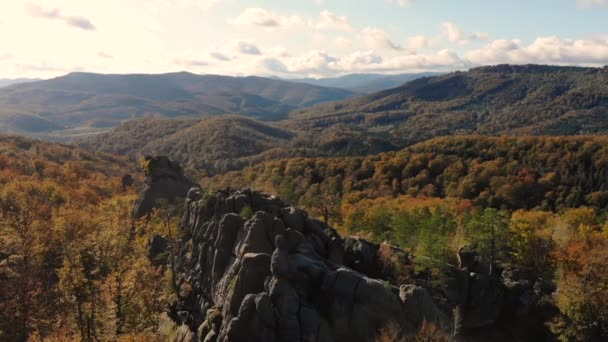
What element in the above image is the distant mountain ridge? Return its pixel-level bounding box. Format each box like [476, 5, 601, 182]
[286, 72, 442, 93]
[75, 64, 608, 176]
[0, 78, 40, 88]
[0, 71, 355, 136]
[287, 64, 608, 145]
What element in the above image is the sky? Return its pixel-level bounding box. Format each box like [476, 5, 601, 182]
[0, 0, 608, 79]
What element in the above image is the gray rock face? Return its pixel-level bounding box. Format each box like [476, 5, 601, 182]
[165, 187, 551, 341]
[170, 188, 435, 342]
[133, 156, 198, 218]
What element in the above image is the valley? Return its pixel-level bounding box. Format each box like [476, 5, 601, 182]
[4, 1, 608, 340]
[2, 64, 608, 341]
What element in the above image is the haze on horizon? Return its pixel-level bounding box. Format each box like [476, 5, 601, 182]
[1, 0, 608, 79]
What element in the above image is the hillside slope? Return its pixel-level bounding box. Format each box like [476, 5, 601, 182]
[75, 115, 399, 176]
[0, 78, 39, 88]
[76, 116, 299, 176]
[75, 64, 608, 177]
[288, 72, 440, 93]
[0, 134, 135, 181]
[0, 71, 354, 136]
[204, 135, 608, 212]
[287, 65, 608, 145]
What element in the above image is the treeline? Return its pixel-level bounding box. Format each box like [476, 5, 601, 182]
[0, 136, 173, 341]
[74, 116, 399, 178]
[201, 135, 608, 340]
[287, 65, 608, 143]
[341, 195, 608, 340]
[204, 136, 608, 213]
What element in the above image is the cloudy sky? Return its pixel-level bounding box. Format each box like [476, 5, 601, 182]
[1, 0, 607, 79]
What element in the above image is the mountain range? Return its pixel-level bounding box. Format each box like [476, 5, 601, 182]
[75, 64, 608, 176]
[0, 72, 446, 138]
[285, 72, 441, 93]
[0, 78, 39, 88]
[0, 71, 354, 137]
[4, 64, 608, 342]
[287, 64, 608, 145]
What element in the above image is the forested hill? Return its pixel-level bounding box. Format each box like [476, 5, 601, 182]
[287, 65, 608, 145]
[0, 71, 354, 136]
[0, 134, 135, 188]
[76, 115, 297, 176]
[0, 134, 163, 340]
[75, 65, 608, 178]
[74, 116, 399, 176]
[287, 72, 441, 93]
[203, 135, 608, 212]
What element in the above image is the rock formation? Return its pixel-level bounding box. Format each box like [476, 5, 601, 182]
[134, 156, 198, 218]
[155, 186, 557, 342]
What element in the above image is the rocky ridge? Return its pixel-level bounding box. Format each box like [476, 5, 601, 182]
[153, 185, 556, 342]
[134, 156, 198, 218]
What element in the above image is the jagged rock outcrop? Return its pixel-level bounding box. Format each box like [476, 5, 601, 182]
[166, 187, 555, 341]
[134, 156, 198, 218]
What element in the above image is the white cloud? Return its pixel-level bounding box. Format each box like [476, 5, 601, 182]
[287, 50, 337, 74]
[2, 1, 607, 79]
[385, 49, 464, 70]
[332, 51, 384, 71]
[25, 3, 96, 31]
[98, 51, 113, 59]
[232, 8, 352, 31]
[195, 35, 608, 78]
[440, 21, 488, 45]
[266, 48, 463, 77]
[156, 0, 221, 12]
[207, 40, 263, 62]
[235, 41, 262, 55]
[210, 52, 231, 61]
[312, 10, 353, 31]
[361, 27, 404, 51]
[259, 57, 289, 73]
[408, 35, 431, 49]
[336, 36, 353, 47]
[466, 37, 608, 66]
[232, 8, 304, 28]
[267, 46, 291, 58]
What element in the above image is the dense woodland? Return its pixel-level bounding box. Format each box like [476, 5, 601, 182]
[288, 65, 608, 144]
[0, 136, 179, 341]
[202, 135, 608, 340]
[0, 72, 355, 136]
[76, 65, 608, 181]
[76, 116, 299, 177]
[2, 134, 608, 340]
[3, 64, 608, 341]
[77, 116, 397, 177]
[204, 136, 608, 213]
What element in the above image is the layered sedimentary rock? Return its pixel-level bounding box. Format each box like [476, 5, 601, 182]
[165, 187, 555, 342]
